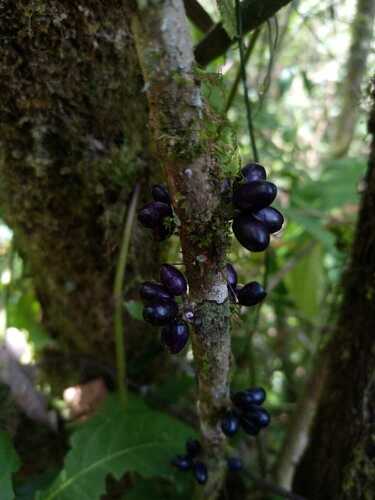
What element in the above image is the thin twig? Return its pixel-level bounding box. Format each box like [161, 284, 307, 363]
[235, 0, 259, 162]
[113, 184, 140, 408]
[224, 28, 261, 114]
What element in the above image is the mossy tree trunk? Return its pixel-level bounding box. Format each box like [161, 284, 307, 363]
[293, 79, 375, 499]
[0, 0, 166, 385]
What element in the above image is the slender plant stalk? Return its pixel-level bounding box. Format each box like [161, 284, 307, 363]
[235, 0, 259, 163]
[225, 28, 261, 114]
[113, 184, 140, 408]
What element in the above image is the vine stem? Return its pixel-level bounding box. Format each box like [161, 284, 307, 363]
[235, 0, 259, 163]
[113, 184, 140, 408]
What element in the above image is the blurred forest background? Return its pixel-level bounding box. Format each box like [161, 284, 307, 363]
[0, 0, 374, 499]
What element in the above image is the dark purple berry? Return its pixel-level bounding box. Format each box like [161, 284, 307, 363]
[225, 263, 237, 288]
[161, 320, 189, 354]
[253, 207, 284, 233]
[143, 300, 178, 326]
[152, 184, 171, 205]
[171, 455, 192, 471]
[153, 219, 175, 241]
[227, 457, 243, 472]
[160, 264, 187, 296]
[245, 407, 271, 428]
[186, 438, 202, 458]
[232, 213, 270, 252]
[138, 201, 172, 228]
[193, 461, 208, 485]
[139, 282, 173, 302]
[233, 181, 277, 212]
[232, 387, 265, 411]
[241, 163, 267, 183]
[244, 387, 266, 406]
[239, 414, 261, 436]
[221, 411, 239, 437]
[237, 282, 267, 307]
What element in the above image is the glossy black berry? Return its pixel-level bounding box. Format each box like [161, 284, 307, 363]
[161, 320, 189, 354]
[143, 300, 178, 326]
[186, 438, 202, 458]
[225, 263, 237, 288]
[160, 264, 187, 296]
[139, 282, 173, 302]
[171, 455, 192, 471]
[239, 414, 261, 436]
[193, 461, 208, 485]
[233, 181, 277, 212]
[241, 163, 267, 183]
[138, 201, 172, 228]
[221, 411, 239, 437]
[152, 184, 171, 205]
[245, 406, 271, 428]
[253, 207, 284, 233]
[227, 456, 243, 472]
[232, 390, 264, 411]
[232, 213, 270, 252]
[237, 282, 267, 307]
[244, 387, 266, 406]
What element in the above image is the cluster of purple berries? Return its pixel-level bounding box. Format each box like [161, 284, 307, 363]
[171, 439, 243, 484]
[221, 387, 270, 438]
[138, 184, 175, 240]
[140, 264, 189, 354]
[225, 262, 266, 307]
[231, 163, 284, 252]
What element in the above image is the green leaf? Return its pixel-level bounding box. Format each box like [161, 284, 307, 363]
[217, 0, 237, 38]
[124, 300, 143, 321]
[0, 431, 21, 500]
[36, 396, 194, 500]
[285, 242, 325, 321]
[283, 207, 335, 251]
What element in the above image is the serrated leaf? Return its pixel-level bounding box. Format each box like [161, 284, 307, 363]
[124, 300, 143, 321]
[36, 396, 194, 500]
[217, 0, 237, 38]
[0, 431, 21, 500]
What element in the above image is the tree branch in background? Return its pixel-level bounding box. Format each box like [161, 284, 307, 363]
[332, 0, 375, 158]
[131, 1, 231, 498]
[183, 0, 214, 33]
[274, 352, 328, 489]
[247, 470, 307, 500]
[195, 0, 294, 66]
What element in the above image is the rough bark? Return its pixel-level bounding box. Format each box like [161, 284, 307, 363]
[293, 79, 375, 500]
[0, 0, 164, 384]
[194, 0, 294, 66]
[332, 0, 375, 158]
[130, 1, 232, 498]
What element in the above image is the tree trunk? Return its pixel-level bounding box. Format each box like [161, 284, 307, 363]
[332, 0, 375, 158]
[293, 78, 375, 500]
[0, 1, 164, 385]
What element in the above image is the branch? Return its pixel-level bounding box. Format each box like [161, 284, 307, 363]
[247, 471, 307, 500]
[131, 2, 231, 498]
[183, 0, 214, 33]
[195, 0, 294, 66]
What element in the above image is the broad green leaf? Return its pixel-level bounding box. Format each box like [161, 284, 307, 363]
[284, 207, 335, 250]
[217, 0, 237, 38]
[36, 396, 194, 500]
[284, 242, 325, 321]
[124, 300, 143, 321]
[0, 431, 21, 500]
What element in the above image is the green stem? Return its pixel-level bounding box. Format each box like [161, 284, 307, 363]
[114, 184, 140, 408]
[235, 0, 259, 162]
[224, 28, 261, 114]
